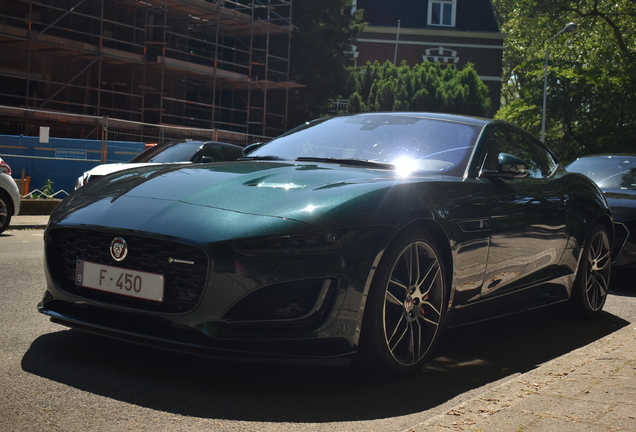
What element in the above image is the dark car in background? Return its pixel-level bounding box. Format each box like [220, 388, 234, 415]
[75, 140, 244, 189]
[567, 154, 636, 270]
[40, 112, 612, 377]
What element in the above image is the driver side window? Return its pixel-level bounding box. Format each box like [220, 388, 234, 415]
[198, 144, 224, 162]
[484, 130, 558, 178]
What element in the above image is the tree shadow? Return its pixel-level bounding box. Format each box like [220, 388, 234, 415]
[22, 304, 629, 422]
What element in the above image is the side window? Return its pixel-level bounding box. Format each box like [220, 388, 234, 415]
[223, 145, 243, 161]
[198, 144, 224, 162]
[484, 130, 558, 178]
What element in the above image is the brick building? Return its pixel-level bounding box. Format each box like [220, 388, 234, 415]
[352, 0, 505, 115]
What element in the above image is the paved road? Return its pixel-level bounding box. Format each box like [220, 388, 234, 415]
[1, 229, 634, 432]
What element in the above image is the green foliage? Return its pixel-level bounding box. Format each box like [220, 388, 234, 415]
[285, 0, 366, 128]
[345, 61, 491, 117]
[492, 0, 636, 164]
[32, 179, 54, 199]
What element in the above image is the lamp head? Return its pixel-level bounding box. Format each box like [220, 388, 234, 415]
[563, 22, 577, 33]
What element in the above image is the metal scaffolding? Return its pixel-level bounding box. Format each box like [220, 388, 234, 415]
[0, 0, 298, 141]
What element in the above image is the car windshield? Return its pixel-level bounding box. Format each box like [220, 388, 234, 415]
[567, 156, 636, 190]
[247, 114, 480, 176]
[129, 141, 204, 163]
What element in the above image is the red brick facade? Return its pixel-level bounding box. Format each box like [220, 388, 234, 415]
[352, 0, 506, 116]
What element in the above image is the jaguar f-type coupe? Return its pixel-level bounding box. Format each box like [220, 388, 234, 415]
[39, 112, 612, 376]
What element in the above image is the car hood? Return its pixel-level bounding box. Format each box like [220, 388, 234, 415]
[603, 189, 636, 222]
[52, 161, 451, 242]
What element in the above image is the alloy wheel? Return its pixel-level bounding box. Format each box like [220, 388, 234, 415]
[382, 240, 444, 366]
[584, 229, 611, 311]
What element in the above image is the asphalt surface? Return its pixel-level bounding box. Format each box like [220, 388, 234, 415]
[4, 216, 636, 431]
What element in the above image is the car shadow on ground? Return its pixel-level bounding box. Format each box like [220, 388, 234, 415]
[21, 302, 629, 423]
[609, 273, 636, 298]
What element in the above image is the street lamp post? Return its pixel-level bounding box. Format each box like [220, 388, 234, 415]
[541, 22, 577, 142]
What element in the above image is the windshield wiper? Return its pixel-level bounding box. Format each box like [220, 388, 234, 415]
[238, 155, 289, 161]
[295, 157, 394, 169]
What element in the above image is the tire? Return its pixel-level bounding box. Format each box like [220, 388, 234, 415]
[358, 229, 447, 377]
[570, 223, 611, 318]
[0, 190, 12, 234]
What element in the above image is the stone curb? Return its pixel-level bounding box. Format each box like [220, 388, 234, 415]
[8, 215, 50, 230]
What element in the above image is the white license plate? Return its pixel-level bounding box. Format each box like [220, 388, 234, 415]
[76, 260, 165, 302]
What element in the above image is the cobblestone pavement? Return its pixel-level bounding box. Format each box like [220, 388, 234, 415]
[407, 324, 636, 432]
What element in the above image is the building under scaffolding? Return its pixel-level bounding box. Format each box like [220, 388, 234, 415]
[0, 0, 299, 142]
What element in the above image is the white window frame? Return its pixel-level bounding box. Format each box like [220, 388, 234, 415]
[428, 0, 457, 27]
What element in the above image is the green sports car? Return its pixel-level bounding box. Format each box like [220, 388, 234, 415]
[39, 112, 612, 376]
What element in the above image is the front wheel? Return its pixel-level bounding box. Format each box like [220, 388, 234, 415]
[358, 229, 447, 377]
[0, 191, 13, 234]
[570, 223, 611, 318]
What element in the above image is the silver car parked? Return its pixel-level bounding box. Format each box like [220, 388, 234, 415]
[0, 157, 20, 234]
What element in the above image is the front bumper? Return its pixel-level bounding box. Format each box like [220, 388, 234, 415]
[40, 225, 396, 361]
[38, 296, 354, 365]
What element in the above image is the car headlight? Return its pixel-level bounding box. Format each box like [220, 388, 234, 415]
[230, 228, 373, 256]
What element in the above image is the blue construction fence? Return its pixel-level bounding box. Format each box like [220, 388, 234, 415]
[0, 134, 145, 196]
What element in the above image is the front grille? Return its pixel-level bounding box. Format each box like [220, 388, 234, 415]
[47, 228, 209, 313]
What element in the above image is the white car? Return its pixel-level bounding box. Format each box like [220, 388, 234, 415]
[0, 157, 20, 234]
[75, 140, 244, 189]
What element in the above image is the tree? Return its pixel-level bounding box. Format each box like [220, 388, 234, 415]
[346, 61, 491, 117]
[491, 0, 636, 163]
[284, 0, 365, 129]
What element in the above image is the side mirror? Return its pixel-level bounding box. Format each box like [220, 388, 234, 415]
[243, 142, 266, 156]
[481, 153, 530, 179]
[200, 156, 214, 163]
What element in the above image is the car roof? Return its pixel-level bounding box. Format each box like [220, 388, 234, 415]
[573, 154, 636, 160]
[337, 111, 493, 126]
[164, 140, 242, 148]
[129, 140, 243, 163]
[143, 140, 242, 152]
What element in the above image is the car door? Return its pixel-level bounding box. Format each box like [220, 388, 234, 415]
[480, 128, 570, 299]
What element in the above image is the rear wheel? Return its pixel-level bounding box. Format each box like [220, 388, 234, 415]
[570, 223, 611, 318]
[358, 229, 447, 377]
[0, 191, 13, 234]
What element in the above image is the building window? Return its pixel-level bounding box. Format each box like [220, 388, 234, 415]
[428, 0, 456, 27]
